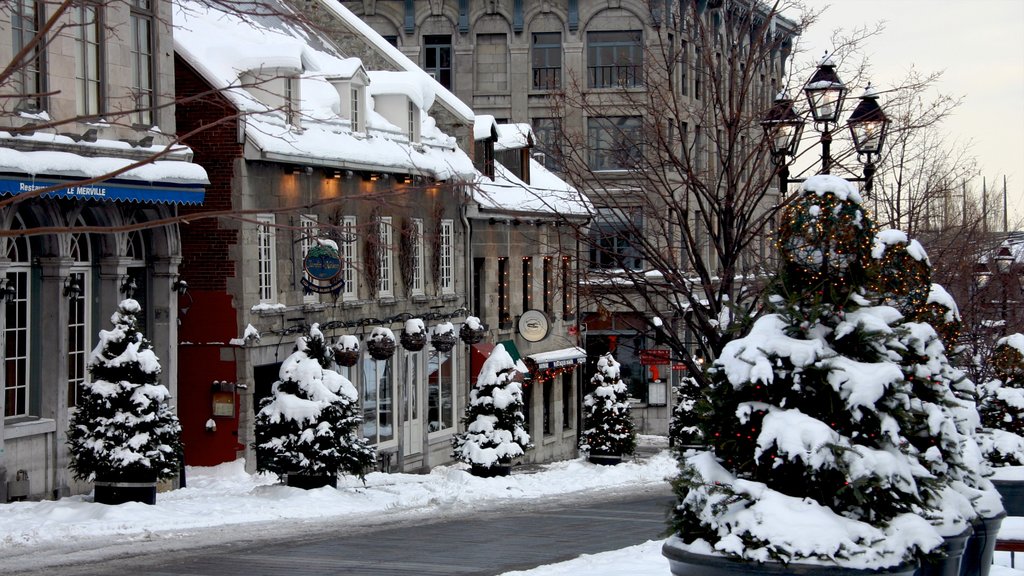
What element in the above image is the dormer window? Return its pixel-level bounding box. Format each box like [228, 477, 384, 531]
[407, 101, 418, 142]
[351, 88, 360, 132]
[240, 67, 303, 131]
[284, 75, 300, 128]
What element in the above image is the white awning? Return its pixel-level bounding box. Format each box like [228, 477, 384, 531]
[528, 346, 587, 370]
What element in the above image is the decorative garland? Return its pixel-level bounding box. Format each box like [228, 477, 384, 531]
[399, 218, 418, 295]
[364, 208, 383, 298]
[430, 204, 444, 294]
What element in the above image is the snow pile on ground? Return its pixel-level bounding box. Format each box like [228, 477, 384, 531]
[0, 449, 677, 551]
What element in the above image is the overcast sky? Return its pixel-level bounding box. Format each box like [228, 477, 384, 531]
[796, 0, 1024, 218]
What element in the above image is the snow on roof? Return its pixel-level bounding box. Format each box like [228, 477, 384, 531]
[495, 123, 533, 151]
[309, 0, 475, 124]
[0, 142, 209, 185]
[173, 0, 475, 181]
[472, 159, 589, 217]
[474, 115, 498, 141]
[367, 70, 433, 110]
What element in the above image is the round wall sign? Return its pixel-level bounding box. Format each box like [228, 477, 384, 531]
[518, 310, 550, 342]
[303, 244, 342, 281]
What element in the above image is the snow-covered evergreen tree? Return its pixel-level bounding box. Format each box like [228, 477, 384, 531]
[254, 324, 374, 483]
[579, 354, 636, 457]
[978, 333, 1024, 466]
[669, 375, 705, 448]
[452, 343, 531, 471]
[669, 175, 987, 569]
[68, 299, 181, 482]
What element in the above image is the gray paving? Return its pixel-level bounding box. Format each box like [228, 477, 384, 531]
[52, 488, 674, 576]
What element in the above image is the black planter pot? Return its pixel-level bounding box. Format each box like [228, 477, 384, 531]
[588, 451, 624, 466]
[662, 536, 919, 576]
[914, 526, 971, 576]
[94, 472, 158, 505]
[959, 511, 1006, 576]
[285, 473, 338, 489]
[993, 479, 1024, 516]
[470, 463, 512, 478]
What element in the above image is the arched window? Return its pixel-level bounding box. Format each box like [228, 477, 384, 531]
[4, 217, 31, 417]
[67, 231, 92, 408]
[124, 228, 148, 328]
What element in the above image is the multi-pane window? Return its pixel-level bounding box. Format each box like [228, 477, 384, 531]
[680, 40, 688, 96]
[439, 219, 453, 294]
[428, 348, 456, 433]
[521, 257, 532, 312]
[130, 0, 155, 126]
[256, 214, 276, 303]
[694, 47, 703, 100]
[424, 35, 452, 90]
[377, 216, 394, 298]
[531, 32, 562, 90]
[350, 88, 361, 131]
[300, 214, 318, 303]
[587, 31, 643, 88]
[407, 100, 417, 141]
[67, 233, 91, 408]
[12, 0, 46, 112]
[74, 2, 103, 117]
[590, 209, 643, 270]
[531, 117, 563, 172]
[4, 230, 31, 418]
[341, 216, 357, 300]
[498, 257, 510, 328]
[362, 354, 394, 444]
[411, 218, 424, 295]
[588, 116, 643, 171]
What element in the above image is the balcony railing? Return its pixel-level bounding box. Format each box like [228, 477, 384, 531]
[532, 67, 562, 90]
[588, 64, 642, 88]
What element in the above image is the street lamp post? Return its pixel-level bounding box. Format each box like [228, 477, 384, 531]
[762, 53, 890, 195]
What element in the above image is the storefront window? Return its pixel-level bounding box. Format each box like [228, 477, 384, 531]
[362, 353, 393, 444]
[427, 348, 455, 432]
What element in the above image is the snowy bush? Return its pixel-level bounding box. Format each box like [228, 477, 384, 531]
[254, 324, 375, 481]
[579, 354, 636, 456]
[669, 175, 997, 570]
[452, 343, 531, 469]
[978, 333, 1024, 466]
[68, 299, 181, 482]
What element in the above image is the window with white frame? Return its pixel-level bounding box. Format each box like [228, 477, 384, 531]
[4, 223, 31, 417]
[74, 2, 103, 117]
[411, 218, 424, 295]
[300, 214, 318, 303]
[256, 214, 277, 303]
[12, 0, 46, 113]
[428, 347, 456, 433]
[377, 216, 394, 298]
[361, 353, 394, 445]
[350, 88, 361, 132]
[67, 232, 91, 408]
[341, 216, 357, 300]
[407, 101, 417, 142]
[440, 219, 454, 294]
[129, 0, 155, 126]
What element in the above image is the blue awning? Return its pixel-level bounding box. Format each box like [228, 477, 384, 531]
[0, 175, 205, 205]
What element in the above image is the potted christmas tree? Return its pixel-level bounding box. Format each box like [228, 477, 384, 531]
[979, 334, 1024, 514]
[579, 353, 636, 465]
[452, 343, 531, 477]
[254, 324, 375, 488]
[664, 175, 985, 575]
[68, 299, 182, 505]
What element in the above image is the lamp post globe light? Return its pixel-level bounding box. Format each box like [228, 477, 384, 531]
[762, 53, 891, 195]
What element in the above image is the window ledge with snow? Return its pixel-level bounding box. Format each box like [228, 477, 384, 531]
[4, 417, 57, 439]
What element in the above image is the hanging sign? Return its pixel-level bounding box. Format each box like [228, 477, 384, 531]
[301, 243, 345, 294]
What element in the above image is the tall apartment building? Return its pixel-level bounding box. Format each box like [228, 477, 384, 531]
[343, 0, 799, 435]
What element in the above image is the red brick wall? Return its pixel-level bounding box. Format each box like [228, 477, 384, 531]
[175, 54, 241, 294]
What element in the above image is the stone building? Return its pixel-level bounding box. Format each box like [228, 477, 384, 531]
[341, 0, 798, 436]
[0, 0, 207, 500]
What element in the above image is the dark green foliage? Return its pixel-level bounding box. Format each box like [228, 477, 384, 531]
[68, 299, 182, 482]
[579, 354, 637, 456]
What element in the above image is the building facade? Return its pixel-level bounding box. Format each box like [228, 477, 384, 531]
[342, 0, 797, 436]
[0, 0, 207, 500]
